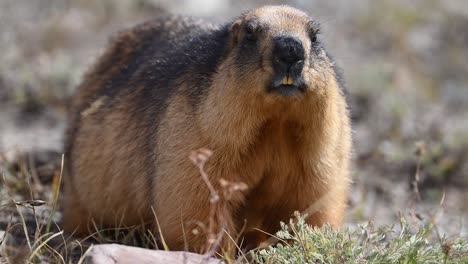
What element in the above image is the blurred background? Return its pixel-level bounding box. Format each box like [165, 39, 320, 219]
[0, 0, 467, 240]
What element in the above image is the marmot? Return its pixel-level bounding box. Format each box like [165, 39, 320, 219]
[63, 5, 352, 254]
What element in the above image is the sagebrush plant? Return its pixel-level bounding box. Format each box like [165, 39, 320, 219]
[250, 212, 468, 264]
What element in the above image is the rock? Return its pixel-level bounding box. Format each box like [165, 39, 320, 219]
[83, 244, 223, 264]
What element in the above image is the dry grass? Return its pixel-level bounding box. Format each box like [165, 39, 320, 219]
[0, 147, 466, 263]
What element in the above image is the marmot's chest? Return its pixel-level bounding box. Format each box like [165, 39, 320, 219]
[244, 121, 309, 196]
[236, 121, 315, 230]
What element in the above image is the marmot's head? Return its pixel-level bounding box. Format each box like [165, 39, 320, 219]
[224, 5, 335, 99]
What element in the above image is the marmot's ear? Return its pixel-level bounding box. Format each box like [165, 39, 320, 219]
[229, 19, 242, 48]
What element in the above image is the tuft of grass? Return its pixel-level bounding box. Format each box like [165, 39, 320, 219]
[249, 212, 468, 264]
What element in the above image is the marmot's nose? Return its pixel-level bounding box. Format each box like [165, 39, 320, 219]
[273, 36, 305, 68]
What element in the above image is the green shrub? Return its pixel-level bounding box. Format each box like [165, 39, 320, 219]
[250, 213, 467, 264]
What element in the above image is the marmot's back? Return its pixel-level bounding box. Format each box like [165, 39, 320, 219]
[71, 17, 229, 116]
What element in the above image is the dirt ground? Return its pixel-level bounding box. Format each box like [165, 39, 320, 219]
[0, 0, 467, 259]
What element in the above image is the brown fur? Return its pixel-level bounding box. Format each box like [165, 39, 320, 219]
[63, 5, 352, 254]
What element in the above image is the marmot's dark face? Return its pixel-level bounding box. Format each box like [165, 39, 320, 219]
[229, 6, 331, 98]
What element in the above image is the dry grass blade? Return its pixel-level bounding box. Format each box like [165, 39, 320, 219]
[46, 154, 64, 234]
[252, 227, 288, 246]
[13, 201, 32, 250]
[223, 229, 249, 264]
[77, 244, 93, 264]
[152, 206, 169, 251]
[27, 230, 64, 262]
[43, 242, 66, 264]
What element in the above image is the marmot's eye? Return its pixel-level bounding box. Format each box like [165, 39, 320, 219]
[309, 28, 320, 43]
[245, 25, 257, 42]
